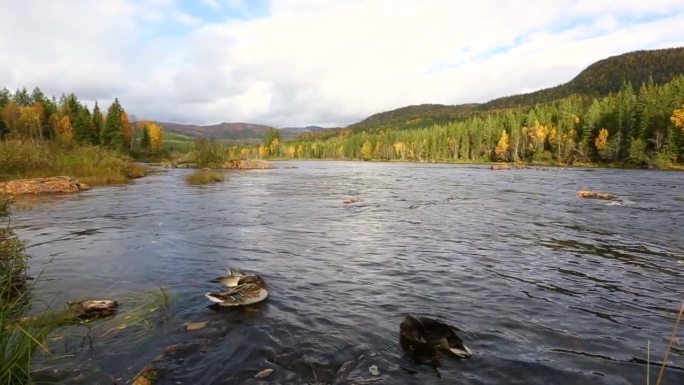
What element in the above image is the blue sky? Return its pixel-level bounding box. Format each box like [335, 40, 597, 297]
[1, 0, 684, 127]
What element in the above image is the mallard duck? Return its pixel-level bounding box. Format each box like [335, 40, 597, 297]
[209, 267, 245, 287]
[400, 314, 472, 360]
[205, 275, 269, 306]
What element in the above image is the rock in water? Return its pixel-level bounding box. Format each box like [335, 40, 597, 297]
[254, 368, 274, 378]
[576, 189, 620, 201]
[0, 176, 91, 195]
[184, 321, 208, 331]
[69, 299, 118, 318]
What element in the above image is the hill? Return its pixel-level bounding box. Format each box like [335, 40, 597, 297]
[349, 47, 684, 131]
[280, 125, 328, 140]
[158, 122, 273, 143]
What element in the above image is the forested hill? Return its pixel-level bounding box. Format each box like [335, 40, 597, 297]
[485, 47, 684, 109]
[158, 122, 272, 143]
[350, 47, 684, 131]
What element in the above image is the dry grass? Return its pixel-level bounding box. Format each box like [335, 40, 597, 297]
[0, 140, 147, 185]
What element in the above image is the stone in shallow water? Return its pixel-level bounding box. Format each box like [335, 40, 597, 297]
[255, 368, 274, 378]
[68, 299, 118, 318]
[576, 189, 620, 201]
[184, 321, 208, 331]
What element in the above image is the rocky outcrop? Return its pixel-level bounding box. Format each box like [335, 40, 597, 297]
[225, 159, 273, 169]
[576, 189, 621, 201]
[0, 176, 91, 195]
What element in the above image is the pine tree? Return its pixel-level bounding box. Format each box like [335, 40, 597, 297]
[103, 98, 124, 149]
[92, 102, 104, 144]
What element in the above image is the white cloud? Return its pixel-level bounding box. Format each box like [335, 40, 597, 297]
[1, 0, 684, 127]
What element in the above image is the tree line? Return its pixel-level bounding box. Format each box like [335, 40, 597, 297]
[0, 87, 163, 154]
[243, 76, 684, 168]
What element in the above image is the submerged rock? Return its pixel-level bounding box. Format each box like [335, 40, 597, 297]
[69, 299, 118, 319]
[343, 196, 359, 204]
[184, 321, 208, 331]
[254, 368, 274, 379]
[576, 189, 621, 201]
[0, 176, 91, 195]
[490, 163, 527, 170]
[131, 368, 158, 385]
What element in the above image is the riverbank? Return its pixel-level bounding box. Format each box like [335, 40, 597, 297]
[262, 156, 684, 171]
[0, 140, 147, 186]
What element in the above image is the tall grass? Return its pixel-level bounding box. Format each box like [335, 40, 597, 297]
[193, 138, 228, 168]
[0, 140, 146, 185]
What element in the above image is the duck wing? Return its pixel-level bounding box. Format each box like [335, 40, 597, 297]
[205, 283, 268, 306]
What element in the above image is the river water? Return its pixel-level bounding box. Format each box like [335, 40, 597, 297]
[12, 161, 684, 384]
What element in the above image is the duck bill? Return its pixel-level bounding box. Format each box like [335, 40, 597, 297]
[448, 345, 472, 359]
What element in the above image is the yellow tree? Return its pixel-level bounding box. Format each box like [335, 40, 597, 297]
[595, 128, 609, 151]
[17, 105, 42, 140]
[285, 145, 296, 158]
[258, 145, 268, 158]
[528, 120, 548, 153]
[54, 115, 74, 145]
[494, 130, 510, 161]
[360, 141, 373, 160]
[269, 137, 280, 156]
[671, 103, 684, 133]
[120, 112, 133, 151]
[393, 141, 406, 159]
[1, 102, 20, 137]
[146, 122, 164, 153]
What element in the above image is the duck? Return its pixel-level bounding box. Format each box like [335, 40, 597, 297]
[205, 275, 269, 306]
[400, 314, 472, 361]
[209, 267, 245, 287]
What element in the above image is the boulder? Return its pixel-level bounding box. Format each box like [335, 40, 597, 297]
[0, 176, 91, 195]
[576, 189, 620, 201]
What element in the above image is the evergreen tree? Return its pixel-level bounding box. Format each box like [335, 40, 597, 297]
[103, 98, 124, 149]
[92, 102, 104, 144]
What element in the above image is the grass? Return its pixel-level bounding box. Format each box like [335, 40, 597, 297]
[186, 170, 225, 185]
[0, 196, 51, 385]
[0, 139, 147, 185]
[1, 197, 172, 384]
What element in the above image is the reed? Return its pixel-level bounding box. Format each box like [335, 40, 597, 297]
[0, 196, 52, 385]
[655, 301, 684, 385]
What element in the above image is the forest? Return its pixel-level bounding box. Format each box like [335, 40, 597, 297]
[238, 76, 684, 169]
[0, 88, 162, 182]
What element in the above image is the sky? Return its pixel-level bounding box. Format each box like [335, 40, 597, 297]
[1, 0, 684, 128]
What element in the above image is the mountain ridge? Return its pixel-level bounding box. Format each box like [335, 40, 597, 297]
[349, 47, 684, 131]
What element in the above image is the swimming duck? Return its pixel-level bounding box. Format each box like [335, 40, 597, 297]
[400, 314, 472, 360]
[205, 275, 269, 306]
[209, 267, 245, 288]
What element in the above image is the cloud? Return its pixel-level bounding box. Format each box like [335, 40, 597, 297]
[1, 0, 684, 127]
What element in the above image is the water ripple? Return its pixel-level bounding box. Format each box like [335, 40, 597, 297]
[13, 162, 684, 384]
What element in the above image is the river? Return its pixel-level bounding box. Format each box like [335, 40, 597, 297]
[13, 161, 684, 384]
